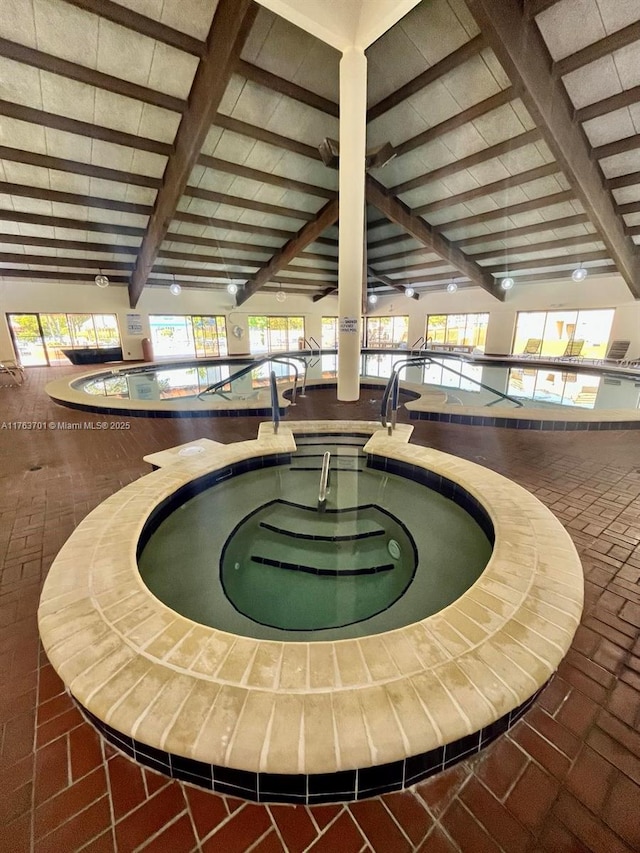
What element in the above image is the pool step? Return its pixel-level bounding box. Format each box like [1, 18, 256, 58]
[256, 500, 383, 539]
[259, 520, 384, 542]
[250, 555, 393, 576]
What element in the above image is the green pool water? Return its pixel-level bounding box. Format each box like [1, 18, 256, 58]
[138, 440, 493, 641]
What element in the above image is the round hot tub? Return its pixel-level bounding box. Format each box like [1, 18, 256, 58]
[38, 421, 583, 804]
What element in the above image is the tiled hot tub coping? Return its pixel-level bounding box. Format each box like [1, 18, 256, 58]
[38, 420, 584, 802]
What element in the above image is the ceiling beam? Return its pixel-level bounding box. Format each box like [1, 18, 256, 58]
[367, 266, 420, 299]
[437, 190, 575, 230]
[395, 88, 514, 157]
[390, 129, 542, 195]
[197, 154, 336, 199]
[467, 233, 602, 261]
[61, 0, 206, 57]
[485, 249, 610, 274]
[0, 181, 152, 215]
[312, 286, 337, 302]
[0, 37, 185, 113]
[183, 186, 317, 221]
[235, 59, 339, 118]
[554, 21, 640, 78]
[365, 175, 504, 300]
[0, 268, 130, 283]
[0, 100, 172, 157]
[0, 234, 138, 254]
[0, 209, 146, 237]
[367, 35, 486, 122]
[0, 252, 133, 270]
[466, 0, 640, 298]
[413, 162, 561, 217]
[213, 113, 321, 160]
[172, 211, 293, 239]
[0, 145, 161, 189]
[574, 85, 640, 124]
[236, 198, 339, 305]
[604, 170, 640, 191]
[128, 0, 258, 308]
[592, 134, 640, 161]
[524, 0, 560, 16]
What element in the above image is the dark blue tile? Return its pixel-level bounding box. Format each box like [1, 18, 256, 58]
[405, 747, 444, 785]
[308, 769, 356, 796]
[357, 760, 404, 796]
[444, 731, 481, 765]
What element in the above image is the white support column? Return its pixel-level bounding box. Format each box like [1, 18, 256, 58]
[337, 48, 367, 401]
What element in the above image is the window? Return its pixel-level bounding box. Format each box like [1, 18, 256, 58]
[247, 316, 304, 353]
[365, 316, 408, 348]
[149, 315, 227, 359]
[426, 313, 489, 351]
[8, 312, 121, 365]
[512, 309, 614, 359]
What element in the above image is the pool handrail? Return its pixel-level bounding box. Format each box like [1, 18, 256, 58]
[318, 451, 331, 511]
[381, 355, 524, 428]
[197, 354, 304, 401]
[270, 370, 280, 434]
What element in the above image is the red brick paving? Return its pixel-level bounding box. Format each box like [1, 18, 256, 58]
[1, 367, 640, 851]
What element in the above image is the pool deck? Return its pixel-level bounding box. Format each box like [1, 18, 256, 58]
[38, 420, 583, 784]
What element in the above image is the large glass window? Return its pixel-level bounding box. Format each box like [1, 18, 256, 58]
[7, 312, 121, 365]
[512, 309, 614, 358]
[365, 316, 408, 348]
[247, 316, 305, 353]
[426, 313, 489, 352]
[149, 315, 227, 359]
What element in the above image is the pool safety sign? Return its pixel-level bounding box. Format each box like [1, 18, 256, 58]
[339, 316, 359, 334]
[126, 313, 144, 335]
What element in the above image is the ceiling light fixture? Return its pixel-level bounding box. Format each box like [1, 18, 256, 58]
[276, 290, 287, 303]
[368, 293, 378, 305]
[404, 286, 415, 298]
[446, 281, 458, 293]
[571, 266, 587, 282]
[227, 283, 238, 295]
[94, 271, 109, 288]
[501, 277, 515, 291]
[169, 275, 181, 296]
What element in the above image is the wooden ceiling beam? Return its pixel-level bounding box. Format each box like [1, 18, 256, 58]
[172, 211, 292, 239]
[616, 200, 640, 216]
[436, 190, 575, 230]
[313, 286, 337, 301]
[414, 162, 561, 217]
[236, 60, 339, 117]
[467, 233, 602, 261]
[0, 181, 152, 215]
[575, 86, 640, 124]
[183, 186, 317, 222]
[554, 21, 640, 78]
[0, 233, 138, 254]
[366, 175, 504, 300]
[604, 170, 640, 191]
[236, 198, 339, 305]
[61, 0, 206, 57]
[466, 0, 640, 298]
[485, 249, 610, 274]
[0, 209, 146, 236]
[395, 88, 514, 157]
[157, 248, 336, 274]
[0, 251, 133, 270]
[0, 268, 130, 283]
[0, 145, 161, 189]
[373, 257, 450, 275]
[213, 113, 321, 160]
[367, 35, 486, 122]
[390, 129, 542, 195]
[0, 100, 172, 157]
[0, 36, 184, 113]
[129, 0, 258, 308]
[269, 275, 337, 286]
[592, 134, 640, 161]
[197, 154, 336, 199]
[162, 235, 275, 254]
[367, 266, 420, 299]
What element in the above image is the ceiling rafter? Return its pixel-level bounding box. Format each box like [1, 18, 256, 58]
[395, 88, 514, 157]
[435, 190, 576, 230]
[367, 35, 486, 122]
[390, 129, 543, 195]
[413, 162, 561, 217]
[485, 249, 610, 274]
[236, 198, 339, 305]
[158, 248, 336, 274]
[0, 252, 133, 269]
[0, 268, 130, 283]
[553, 21, 640, 78]
[312, 286, 337, 302]
[617, 201, 640, 216]
[128, 0, 258, 308]
[0, 234, 138, 254]
[604, 170, 640, 191]
[0, 181, 151, 215]
[0, 100, 172, 157]
[0, 209, 146, 236]
[0, 145, 161, 189]
[367, 266, 420, 299]
[213, 113, 321, 160]
[183, 186, 317, 222]
[365, 175, 504, 300]
[172, 211, 293, 239]
[467, 233, 603, 261]
[466, 0, 640, 298]
[162, 232, 334, 261]
[196, 154, 336, 199]
[60, 0, 207, 57]
[592, 134, 640, 161]
[235, 59, 339, 117]
[574, 85, 640, 124]
[524, 0, 560, 17]
[0, 37, 185, 114]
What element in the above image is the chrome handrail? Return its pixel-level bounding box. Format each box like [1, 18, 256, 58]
[197, 354, 304, 400]
[270, 371, 280, 434]
[318, 451, 331, 511]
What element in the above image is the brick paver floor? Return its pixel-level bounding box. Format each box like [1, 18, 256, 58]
[1, 366, 639, 852]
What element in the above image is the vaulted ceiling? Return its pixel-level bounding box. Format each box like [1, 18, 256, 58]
[0, 0, 639, 307]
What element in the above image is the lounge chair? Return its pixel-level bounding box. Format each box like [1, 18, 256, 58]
[598, 339, 630, 365]
[520, 338, 542, 357]
[0, 357, 24, 386]
[555, 339, 584, 361]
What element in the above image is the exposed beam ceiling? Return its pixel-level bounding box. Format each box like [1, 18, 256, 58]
[367, 266, 419, 299]
[128, 0, 258, 308]
[236, 198, 339, 305]
[365, 176, 504, 301]
[466, 0, 640, 299]
[236, 59, 339, 117]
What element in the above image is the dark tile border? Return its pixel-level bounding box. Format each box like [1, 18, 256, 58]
[410, 410, 640, 431]
[76, 682, 546, 804]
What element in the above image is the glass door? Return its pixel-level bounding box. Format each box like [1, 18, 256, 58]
[6, 313, 48, 366]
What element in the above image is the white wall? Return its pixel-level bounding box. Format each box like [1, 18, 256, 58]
[2, 273, 639, 364]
